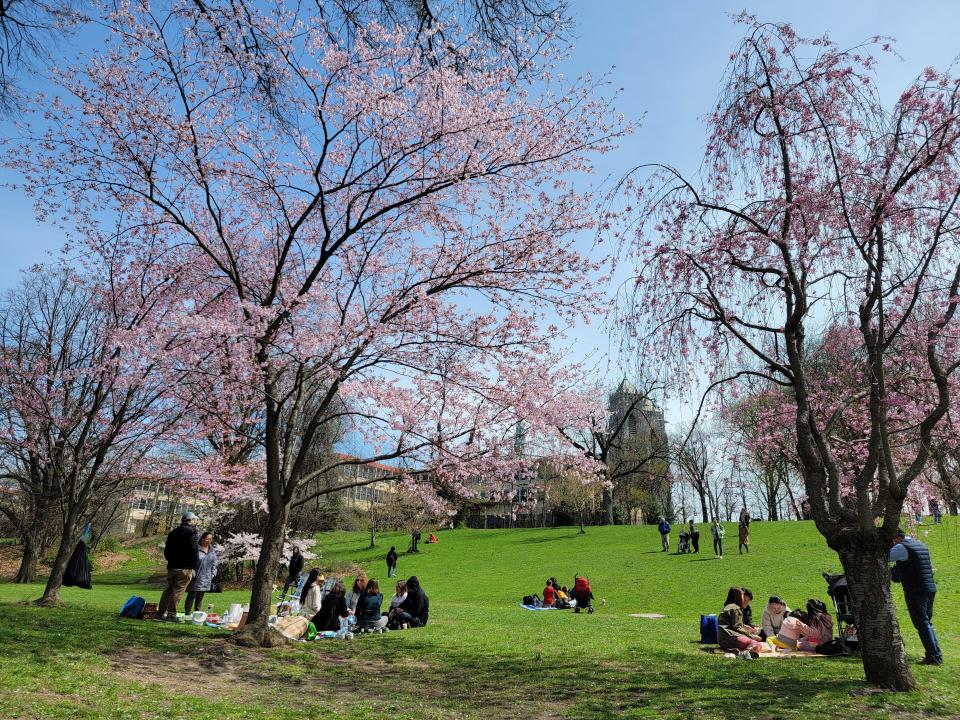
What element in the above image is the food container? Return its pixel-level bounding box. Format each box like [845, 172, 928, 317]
[190, 611, 207, 625]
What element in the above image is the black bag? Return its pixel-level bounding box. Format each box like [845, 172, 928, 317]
[63, 541, 92, 590]
[210, 582, 223, 593]
[815, 638, 853, 656]
[522, 594, 540, 607]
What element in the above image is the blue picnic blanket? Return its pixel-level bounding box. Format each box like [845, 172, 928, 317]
[519, 603, 557, 611]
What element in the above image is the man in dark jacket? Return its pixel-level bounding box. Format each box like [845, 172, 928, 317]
[392, 575, 429, 628]
[890, 528, 942, 665]
[158, 512, 199, 621]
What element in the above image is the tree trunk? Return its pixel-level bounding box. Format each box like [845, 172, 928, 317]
[837, 544, 916, 691]
[37, 511, 81, 606]
[698, 488, 709, 523]
[602, 487, 614, 525]
[15, 532, 42, 584]
[235, 506, 289, 646]
[766, 477, 779, 521]
[369, 522, 376, 548]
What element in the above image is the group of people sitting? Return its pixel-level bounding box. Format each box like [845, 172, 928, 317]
[298, 569, 429, 634]
[718, 586, 833, 657]
[530, 576, 594, 613]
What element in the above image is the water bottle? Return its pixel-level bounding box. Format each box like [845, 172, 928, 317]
[207, 603, 214, 614]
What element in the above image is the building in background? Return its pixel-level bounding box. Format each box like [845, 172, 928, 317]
[606, 379, 671, 524]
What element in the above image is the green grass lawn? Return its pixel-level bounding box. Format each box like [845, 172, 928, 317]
[1, 519, 958, 719]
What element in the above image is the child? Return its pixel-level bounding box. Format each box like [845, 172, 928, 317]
[542, 579, 556, 607]
[556, 585, 571, 609]
[773, 610, 815, 649]
[760, 595, 790, 640]
[572, 576, 594, 614]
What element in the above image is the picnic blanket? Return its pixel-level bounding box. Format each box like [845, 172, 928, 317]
[520, 603, 558, 611]
[710, 648, 832, 659]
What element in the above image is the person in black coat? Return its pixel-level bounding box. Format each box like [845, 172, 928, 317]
[390, 575, 429, 629]
[355, 578, 387, 631]
[158, 512, 199, 621]
[386, 546, 398, 578]
[311, 579, 350, 632]
[278, 547, 305, 611]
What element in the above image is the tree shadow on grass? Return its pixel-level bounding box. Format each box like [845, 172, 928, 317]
[517, 533, 587, 544]
[0, 602, 883, 720]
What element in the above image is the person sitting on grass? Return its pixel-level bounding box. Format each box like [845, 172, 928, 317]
[718, 587, 764, 656]
[572, 576, 594, 614]
[389, 580, 407, 611]
[389, 575, 429, 629]
[299, 568, 325, 618]
[355, 578, 387, 631]
[772, 609, 816, 650]
[345, 574, 367, 613]
[760, 595, 790, 640]
[311, 580, 350, 632]
[798, 599, 833, 651]
[542, 579, 556, 607]
[741, 588, 756, 630]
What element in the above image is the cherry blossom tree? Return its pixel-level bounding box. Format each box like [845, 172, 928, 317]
[616, 17, 960, 689]
[0, 261, 180, 604]
[7, 0, 624, 638]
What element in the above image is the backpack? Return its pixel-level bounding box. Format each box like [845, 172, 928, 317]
[522, 594, 541, 607]
[815, 637, 852, 656]
[699, 613, 719, 644]
[120, 595, 146, 619]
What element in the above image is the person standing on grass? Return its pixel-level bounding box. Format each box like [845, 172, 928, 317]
[711, 519, 725, 559]
[688, 520, 700, 554]
[158, 512, 199, 621]
[890, 528, 943, 666]
[280, 546, 305, 605]
[658, 516, 671, 552]
[386, 545, 398, 578]
[738, 520, 750, 554]
[184, 531, 218, 614]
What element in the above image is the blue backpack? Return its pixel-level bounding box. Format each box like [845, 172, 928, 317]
[120, 595, 146, 619]
[699, 613, 719, 644]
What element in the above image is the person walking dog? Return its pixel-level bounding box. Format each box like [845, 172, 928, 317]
[890, 528, 942, 665]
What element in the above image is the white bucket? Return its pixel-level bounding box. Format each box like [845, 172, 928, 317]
[190, 611, 207, 625]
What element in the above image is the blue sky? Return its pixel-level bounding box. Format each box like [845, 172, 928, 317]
[2, 1, 959, 427]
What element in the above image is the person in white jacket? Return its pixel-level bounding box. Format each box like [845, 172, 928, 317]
[761, 595, 790, 639]
[299, 568, 325, 617]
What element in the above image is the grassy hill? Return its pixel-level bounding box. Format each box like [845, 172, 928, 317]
[0, 519, 957, 719]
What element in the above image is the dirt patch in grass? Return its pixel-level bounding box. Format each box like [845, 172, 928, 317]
[109, 642, 250, 690]
[105, 638, 558, 719]
[92, 551, 131, 573]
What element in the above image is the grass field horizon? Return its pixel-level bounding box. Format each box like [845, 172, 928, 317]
[0, 519, 958, 719]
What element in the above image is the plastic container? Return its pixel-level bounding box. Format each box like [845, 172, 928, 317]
[190, 611, 207, 625]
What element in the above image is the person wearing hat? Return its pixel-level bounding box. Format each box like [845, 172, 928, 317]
[158, 512, 200, 621]
[890, 527, 942, 666]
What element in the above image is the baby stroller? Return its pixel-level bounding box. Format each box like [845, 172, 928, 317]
[572, 576, 594, 614]
[678, 531, 690, 554]
[822, 572, 858, 645]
